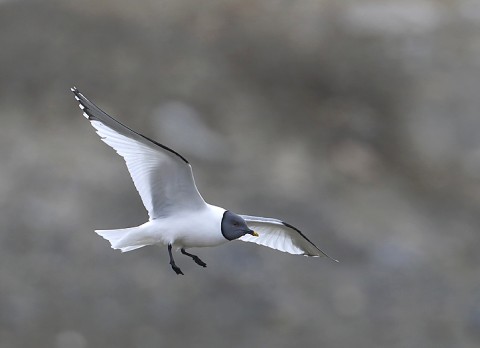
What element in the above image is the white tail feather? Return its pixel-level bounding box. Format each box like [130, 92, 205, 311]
[95, 227, 148, 253]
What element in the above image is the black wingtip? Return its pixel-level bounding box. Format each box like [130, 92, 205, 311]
[70, 86, 95, 120]
[282, 221, 339, 262]
[71, 86, 81, 98]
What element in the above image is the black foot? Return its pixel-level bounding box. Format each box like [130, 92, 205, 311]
[168, 244, 184, 275]
[192, 256, 207, 268]
[181, 248, 207, 268]
[170, 263, 184, 275]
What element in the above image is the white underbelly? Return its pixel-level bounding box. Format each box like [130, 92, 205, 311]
[143, 205, 227, 249]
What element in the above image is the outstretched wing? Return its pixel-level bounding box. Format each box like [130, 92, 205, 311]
[239, 215, 338, 260]
[71, 87, 207, 219]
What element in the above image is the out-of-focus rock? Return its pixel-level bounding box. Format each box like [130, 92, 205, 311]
[152, 101, 229, 162]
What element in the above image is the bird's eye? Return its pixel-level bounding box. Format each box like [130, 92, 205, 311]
[233, 222, 239, 227]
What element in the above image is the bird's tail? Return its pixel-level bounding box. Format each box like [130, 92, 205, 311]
[95, 226, 148, 252]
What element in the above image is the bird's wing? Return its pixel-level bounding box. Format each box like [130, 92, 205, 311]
[71, 87, 207, 219]
[239, 215, 338, 260]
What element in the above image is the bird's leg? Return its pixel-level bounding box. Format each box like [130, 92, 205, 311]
[181, 248, 207, 268]
[168, 244, 184, 275]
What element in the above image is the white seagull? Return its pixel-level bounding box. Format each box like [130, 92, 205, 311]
[71, 87, 337, 275]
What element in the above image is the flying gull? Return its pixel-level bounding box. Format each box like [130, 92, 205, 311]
[71, 87, 337, 275]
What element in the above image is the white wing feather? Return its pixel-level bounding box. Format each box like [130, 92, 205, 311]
[72, 87, 206, 219]
[239, 215, 338, 260]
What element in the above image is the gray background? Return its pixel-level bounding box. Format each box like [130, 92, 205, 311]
[1, 0, 480, 347]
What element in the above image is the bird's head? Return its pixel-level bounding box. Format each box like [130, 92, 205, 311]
[221, 211, 259, 241]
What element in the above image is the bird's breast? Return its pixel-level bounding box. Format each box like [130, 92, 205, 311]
[159, 205, 228, 249]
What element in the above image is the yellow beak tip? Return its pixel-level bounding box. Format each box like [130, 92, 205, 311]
[252, 231, 259, 237]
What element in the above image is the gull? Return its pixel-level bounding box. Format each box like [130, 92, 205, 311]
[71, 87, 338, 275]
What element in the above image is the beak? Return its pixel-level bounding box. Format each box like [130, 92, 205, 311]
[250, 230, 259, 237]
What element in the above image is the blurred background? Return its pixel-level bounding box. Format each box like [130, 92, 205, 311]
[1, 0, 480, 347]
